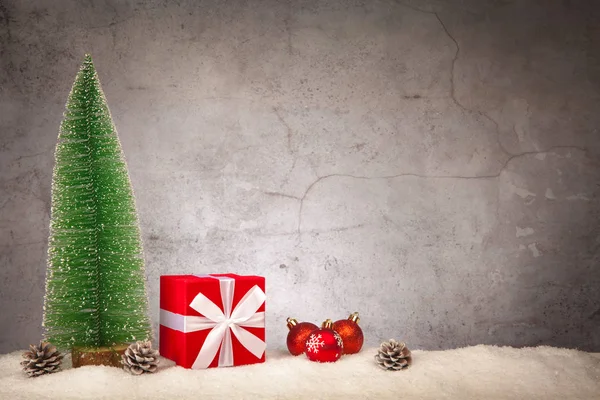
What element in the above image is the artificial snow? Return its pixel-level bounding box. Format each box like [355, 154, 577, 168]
[0, 345, 599, 399]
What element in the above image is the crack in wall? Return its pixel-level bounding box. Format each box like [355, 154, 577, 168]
[283, 15, 294, 56]
[295, 145, 587, 235]
[0, 240, 45, 248]
[13, 148, 53, 162]
[394, 1, 513, 157]
[208, 224, 364, 238]
[89, 15, 137, 30]
[261, 190, 301, 201]
[273, 107, 298, 188]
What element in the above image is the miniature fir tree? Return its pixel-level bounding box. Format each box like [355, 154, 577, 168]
[43, 54, 151, 351]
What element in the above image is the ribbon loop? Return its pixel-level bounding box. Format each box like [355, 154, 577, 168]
[230, 285, 266, 322]
[188, 291, 226, 323]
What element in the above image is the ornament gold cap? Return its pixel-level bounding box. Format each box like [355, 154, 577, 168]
[322, 319, 334, 329]
[286, 317, 298, 329]
[348, 312, 360, 323]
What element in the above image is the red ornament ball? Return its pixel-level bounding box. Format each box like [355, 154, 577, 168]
[286, 318, 319, 356]
[332, 312, 364, 354]
[304, 319, 343, 363]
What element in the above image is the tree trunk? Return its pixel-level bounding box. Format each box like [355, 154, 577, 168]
[71, 344, 129, 368]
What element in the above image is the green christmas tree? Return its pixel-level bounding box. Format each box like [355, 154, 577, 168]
[43, 54, 151, 350]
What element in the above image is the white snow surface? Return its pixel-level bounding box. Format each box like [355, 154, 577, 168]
[1, 345, 599, 399]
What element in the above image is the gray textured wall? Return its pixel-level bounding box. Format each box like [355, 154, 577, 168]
[1, 0, 599, 354]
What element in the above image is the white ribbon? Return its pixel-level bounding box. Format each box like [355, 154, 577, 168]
[160, 275, 266, 369]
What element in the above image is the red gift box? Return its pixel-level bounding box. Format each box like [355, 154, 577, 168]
[159, 274, 266, 369]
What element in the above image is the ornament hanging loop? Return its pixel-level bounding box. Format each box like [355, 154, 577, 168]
[286, 317, 298, 329]
[322, 319, 334, 329]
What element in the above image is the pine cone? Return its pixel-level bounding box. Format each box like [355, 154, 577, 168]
[21, 341, 63, 377]
[121, 341, 159, 375]
[374, 339, 412, 371]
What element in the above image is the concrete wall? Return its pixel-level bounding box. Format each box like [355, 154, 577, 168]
[1, 0, 599, 353]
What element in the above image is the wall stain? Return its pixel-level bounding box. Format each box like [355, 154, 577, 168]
[0, 0, 12, 41]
